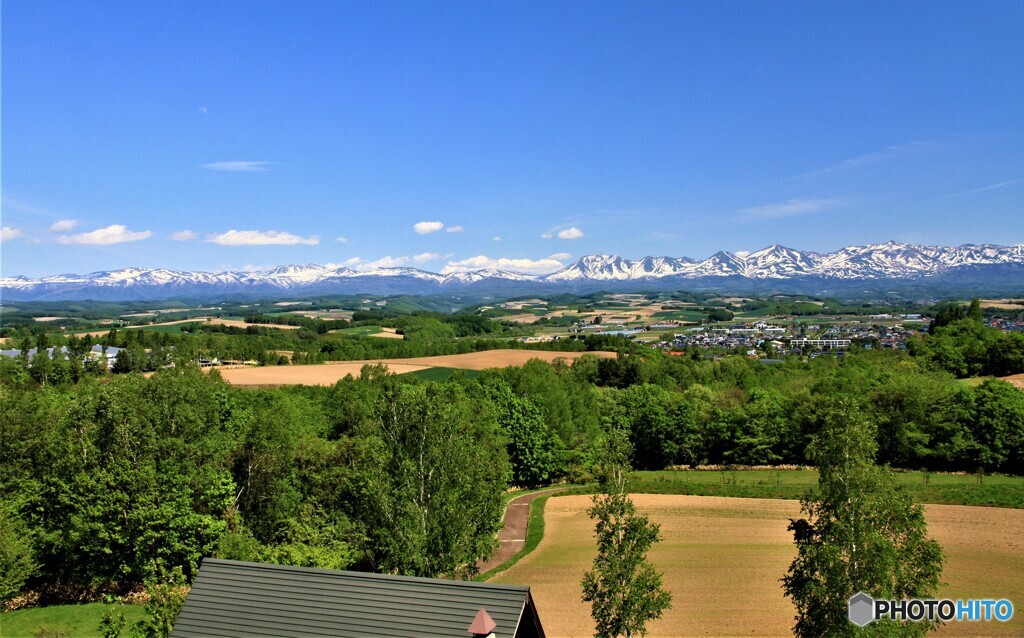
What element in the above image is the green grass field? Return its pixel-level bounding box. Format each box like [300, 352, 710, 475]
[406, 367, 482, 382]
[650, 310, 708, 322]
[0, 603, 146, 638]
[627, 469, 1024, 508]
[125, 323, 192, 334]
[329, 325, 388, 337]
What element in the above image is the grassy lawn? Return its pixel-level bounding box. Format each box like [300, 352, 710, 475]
[627, 469, 1024, 508]
[0, 603, 146, 637]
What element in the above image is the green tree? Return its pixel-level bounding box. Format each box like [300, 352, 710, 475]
[132, 568, 187, 638]
[485, 381, 563, 487]
[581, 428, 672, 638]
[783, 399, 943, 637]
[966, 298, 983, 323]
[0, 502, 37, 603]
[356, 379, 509, 578]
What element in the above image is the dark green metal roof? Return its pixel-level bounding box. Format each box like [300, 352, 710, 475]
[171, 558, 544, 638]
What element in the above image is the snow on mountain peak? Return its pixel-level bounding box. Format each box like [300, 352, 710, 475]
[5, 241, 1024, 300]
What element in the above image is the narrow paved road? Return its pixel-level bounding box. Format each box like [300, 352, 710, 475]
[477, 488, 567, 576]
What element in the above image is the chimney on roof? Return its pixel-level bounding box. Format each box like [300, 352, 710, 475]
[467, 607, 497, 637]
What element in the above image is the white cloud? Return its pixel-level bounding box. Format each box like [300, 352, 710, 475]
[799, 141, 932, 178]
[493, 236, 502, 242]
[335, 236, 350, 244]
[549, 252, 572, 260]
[359, 256, 410, 270]
[1, 227, 23, 242]
[170, 230, 197, 241]
[441, 255, 566, 275]
[445, 225, 464, 233]
[936, 178, 1023, 200]
[414, 221, 445, 234]
[740, 198, 842, 219]
[734, 250, 751, 258]
[57, 224, 152, 245]
[557, 227, 584, 240]
[412, 252, 441, 264]
[541, 232, 553, 239]
[206, 230, 319, 246]
[49, 219, 78, 232]
[200, 161, 271, 172]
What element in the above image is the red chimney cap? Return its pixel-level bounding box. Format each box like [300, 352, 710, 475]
[468, 607, 497, 635]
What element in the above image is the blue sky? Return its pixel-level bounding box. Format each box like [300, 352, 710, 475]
[3, 1, 1022, 278]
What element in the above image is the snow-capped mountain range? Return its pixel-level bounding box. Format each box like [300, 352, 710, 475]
[4, 241, 1024, 301]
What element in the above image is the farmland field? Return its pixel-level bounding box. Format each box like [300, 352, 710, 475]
[492, 494, 1024, 638]
[75, 316, 301, 337]
[329, 325, 404, 338]
[214, 349, 616, 386]
[1001, 373, 1024, 390]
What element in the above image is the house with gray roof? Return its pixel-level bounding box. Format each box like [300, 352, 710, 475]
[171, 558, 545, 638]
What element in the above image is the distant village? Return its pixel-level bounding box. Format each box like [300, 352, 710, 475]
[518, 313, 1024, 359]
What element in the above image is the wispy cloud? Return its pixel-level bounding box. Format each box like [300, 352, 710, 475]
[441, 255, 566, 275]
[445, 225, 464, 233]
[57, 224, 153, 245]
[740, 198, 842, 219]
[1, 227, 23, 242]
[935, 178, 1022, 200]
[198, 106, 208, 115]
[557, 227, 584, 240]
[414, 221, 445, 234]
[797, 141, 933, 178]
[170, 230, 197, 241]
[335, 236, 350, 244]
[549, 252, 572, 260]
[206, 230, 319, 246]
[49, 219, 78, 232]
[359, 256, 410, 270]
[540, 232, 553, 239]
[200, 161, 272, 172]
[492, 236, 502, 241]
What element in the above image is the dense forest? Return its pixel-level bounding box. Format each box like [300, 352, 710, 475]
[1, 312, 1023, 609]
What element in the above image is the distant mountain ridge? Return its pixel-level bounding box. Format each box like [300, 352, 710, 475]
[4, 241, 1024, 301]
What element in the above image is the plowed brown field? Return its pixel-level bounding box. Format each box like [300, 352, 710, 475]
[1000, 373, 1024, 390]
[492, 494, 1023, 637]
[215, 350, 616, 386]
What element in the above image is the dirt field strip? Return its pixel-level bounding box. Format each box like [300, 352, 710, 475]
[1000, 373, 1024, 390]
[370, 327, 404, 339]
[215, 350, 617, 386]
[492, 494, 1024, 638]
